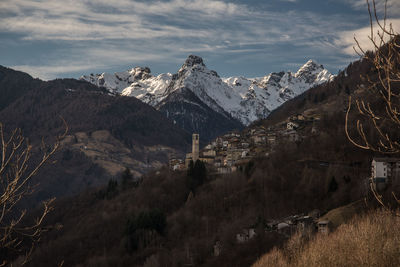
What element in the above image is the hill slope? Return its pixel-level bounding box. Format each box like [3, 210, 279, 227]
[0, 66, 43, 111]
[0, 67, 191, 200]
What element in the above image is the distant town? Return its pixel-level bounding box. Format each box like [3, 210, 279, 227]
[170, 113, 321, 173]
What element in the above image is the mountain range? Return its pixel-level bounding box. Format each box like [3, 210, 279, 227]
[81, 55, 334, 128]
[0, 55, 334, 201]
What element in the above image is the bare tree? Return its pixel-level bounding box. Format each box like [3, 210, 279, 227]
[345, 0, 400, 213]
[0, 119, 67, 266]
[345, 0, 400, 152]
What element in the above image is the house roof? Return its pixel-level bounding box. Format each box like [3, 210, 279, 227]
[373, 158, 400, 163]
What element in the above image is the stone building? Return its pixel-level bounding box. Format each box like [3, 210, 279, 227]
[185, 133, 200, 167]
[192, 133, 200, 162]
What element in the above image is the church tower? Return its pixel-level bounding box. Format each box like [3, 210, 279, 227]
[192, 133, 199, 162]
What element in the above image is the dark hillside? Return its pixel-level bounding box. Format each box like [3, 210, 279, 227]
[157, 87, 243, 143]
[0, 78, 190, 149]
[0, 65, 43, 111]
[0, 70, 191, 203]
[25, 140, 371, 266]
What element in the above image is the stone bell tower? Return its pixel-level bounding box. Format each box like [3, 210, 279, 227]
[192, 133, 199, 162]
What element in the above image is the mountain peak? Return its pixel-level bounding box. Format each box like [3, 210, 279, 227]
[304, 59, 319, 66]
[182, 55, 205, 68]
[295, 59, 325, 79]
[128, 66, 152, 81]
[177, 55, 207, 77]
[299, 59, 322, 71]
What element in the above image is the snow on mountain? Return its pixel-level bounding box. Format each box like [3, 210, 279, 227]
[80, 67, 173, 106]
[120, 72, 172, 106]
[80, 56, 334, 126]
[222, 59, 334, 125]
[163, 55, 242, 118]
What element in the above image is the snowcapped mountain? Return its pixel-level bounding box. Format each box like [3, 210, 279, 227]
[223, 59, 333, 124]
[153, 56, 243, 141]
[80, 56, 333, 127]
[81, 67, 172, 102]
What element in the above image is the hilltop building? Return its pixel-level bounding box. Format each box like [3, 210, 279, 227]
[371, 158, 400, 191]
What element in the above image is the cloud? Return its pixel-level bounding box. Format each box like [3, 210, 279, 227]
[336, 0, 400, 55]
[344, 0, 400, 17]
[336, 18, 400, 55]
[0, 0, 371, 78]
[11, 64, 96, 81]
[11, 46, 177, 80]
[0, 0, 351, 44]
[0, 0, 247, 41]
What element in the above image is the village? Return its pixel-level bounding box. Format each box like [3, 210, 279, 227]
[169, 112, 400, 259]
[169, 113, 320, 174]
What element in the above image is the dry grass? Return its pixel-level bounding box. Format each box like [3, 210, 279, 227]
[253, 210, 400, 267]
[319, 200, 364, 229]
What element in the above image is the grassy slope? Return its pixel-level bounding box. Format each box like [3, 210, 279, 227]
[252, 209, 400, 267]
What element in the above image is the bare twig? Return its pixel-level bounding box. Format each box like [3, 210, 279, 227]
[0, 118, 67, 265]
[345, 0, 400, 213]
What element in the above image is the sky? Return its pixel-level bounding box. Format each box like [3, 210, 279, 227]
[1, 0, 400, 80]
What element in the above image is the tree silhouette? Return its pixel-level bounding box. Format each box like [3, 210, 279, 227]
[121, 167, 133, 188]
[187, 160, 207, 193]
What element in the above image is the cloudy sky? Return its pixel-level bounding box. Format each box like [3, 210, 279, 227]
[1, 0, 399, 80]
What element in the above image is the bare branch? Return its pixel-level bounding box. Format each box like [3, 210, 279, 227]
[0, 118, 67, 265]
[346, 0, 400, 213]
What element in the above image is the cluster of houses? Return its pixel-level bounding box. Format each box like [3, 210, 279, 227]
[226, 157, 400, 250]
[169, 113, 320, 173]
[236, 210, 329, 241]
[213, 210, 331, 256]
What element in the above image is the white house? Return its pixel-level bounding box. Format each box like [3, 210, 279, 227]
[371, 158, 400, 191]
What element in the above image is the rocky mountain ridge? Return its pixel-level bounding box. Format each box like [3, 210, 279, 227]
[81, 56, 334, 125]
